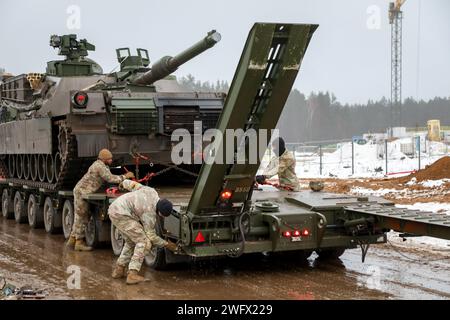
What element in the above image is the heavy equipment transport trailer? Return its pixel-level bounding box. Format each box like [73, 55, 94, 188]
[0, 178, 116, 247]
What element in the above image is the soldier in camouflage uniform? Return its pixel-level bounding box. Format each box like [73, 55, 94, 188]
[67, 149, 135, 251]
[108, 179, 177, 285]
[256, 137, 300, 191]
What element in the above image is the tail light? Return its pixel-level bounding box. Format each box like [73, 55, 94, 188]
[220, 190, 233, 201]
[72, 91, 88, 108]
[282, 231, 292, 237]
[282, 229, 311, 238]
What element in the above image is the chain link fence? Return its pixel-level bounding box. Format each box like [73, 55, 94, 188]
[285, 137, 450, 178]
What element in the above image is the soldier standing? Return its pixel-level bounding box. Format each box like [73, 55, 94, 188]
[108, 179, 177, 285]
[67, 149, 134, 251]
[256, 137, 300, 191]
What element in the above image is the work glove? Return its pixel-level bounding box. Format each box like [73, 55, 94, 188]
[255, 175, 267, 184]
[165, 240, 178, 252]
[124, 171, 135, 179]
[118, 181, 126, 192]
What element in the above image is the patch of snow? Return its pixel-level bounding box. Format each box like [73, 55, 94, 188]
[396, 202, 450, 216]
[350, 186, 407, 197]
[291, 140, 450, 179]
[419, 179, 450, 188]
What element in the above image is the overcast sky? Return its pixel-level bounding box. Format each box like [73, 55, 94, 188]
[0, 0, 449, 104]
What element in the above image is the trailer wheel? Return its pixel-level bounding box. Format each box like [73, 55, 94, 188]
[316, 248, 346, 260]
[28, 194, 44, 229]
[85, 209, 111, 248]
[85, 215, 98, 247]
[14, 191, 27, 224]
[2, 189, 13, 219]
[62, 200, 74, 239]
[43, 196, 62, 234]
[145, 246, 168, 270]
[110, 223, 124, 256]
[145, 217, 168, 270]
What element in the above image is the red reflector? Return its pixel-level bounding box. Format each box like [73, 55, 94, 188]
[220, 190, 232, 200]
[293, 230, 301, 237]
[194, 231, 205, 243]
[283, 231, 291, 237]
[73, 91, 88, 107]
[76, 94, 86, 104]
[302, 229, 310, 236]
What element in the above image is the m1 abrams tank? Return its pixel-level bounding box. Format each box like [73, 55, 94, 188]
[0, 31, 223, 190]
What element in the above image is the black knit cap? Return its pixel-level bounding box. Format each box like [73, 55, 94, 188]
[272, 137, 286, 157]
[156, 199, 173, 217]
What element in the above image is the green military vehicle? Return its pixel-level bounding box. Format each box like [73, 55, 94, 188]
[0, 29, 223, 235]
[1, 23, 450, 269]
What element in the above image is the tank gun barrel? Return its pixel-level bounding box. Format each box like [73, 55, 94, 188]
[133, 30, 221, 86]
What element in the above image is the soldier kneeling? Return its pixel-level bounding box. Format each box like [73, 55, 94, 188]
[108, 180, 177, 285]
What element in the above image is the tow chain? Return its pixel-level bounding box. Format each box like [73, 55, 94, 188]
[258, 180, 294, 191]
[387, 239, 450, 263]
[126, 150, 199, 182]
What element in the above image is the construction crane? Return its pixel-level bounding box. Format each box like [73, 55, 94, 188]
[389, 0, 406, 136]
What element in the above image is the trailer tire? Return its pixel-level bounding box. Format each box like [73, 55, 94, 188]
[14, 191, 27, 224]
[62, 200, 74, 239]
[145, 217, 168, 270]
[43, 196, 62, 234]
[145, 246, 167, 270]
[28, 194, 44, 229]
[2, 189, 13, 219]
[317, 248, 346, 260]
[110, 223, 124, 256]
[85, 206, 111, 248]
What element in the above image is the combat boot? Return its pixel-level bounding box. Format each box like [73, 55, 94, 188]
[112, 264, 126, 279]
[66, 236, 76, 248]
[126, 270, 145, 285]
[74, 239, 93, 251]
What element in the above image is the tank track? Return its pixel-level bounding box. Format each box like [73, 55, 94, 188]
[1, 120, 89, 191]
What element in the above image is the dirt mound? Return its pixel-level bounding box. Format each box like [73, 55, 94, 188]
[399, 156, 450, 183]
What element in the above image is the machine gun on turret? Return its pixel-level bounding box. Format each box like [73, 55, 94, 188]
[47, 34, 102, 76]
[49, 34, 95, 61]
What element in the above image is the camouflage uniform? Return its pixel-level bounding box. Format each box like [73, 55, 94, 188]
[71, 160, 125, 240]
[263, 149, 300, 191]
[108, 180, 168, 272]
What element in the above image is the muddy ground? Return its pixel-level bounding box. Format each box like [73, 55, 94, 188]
[1, 216, 449, 300]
